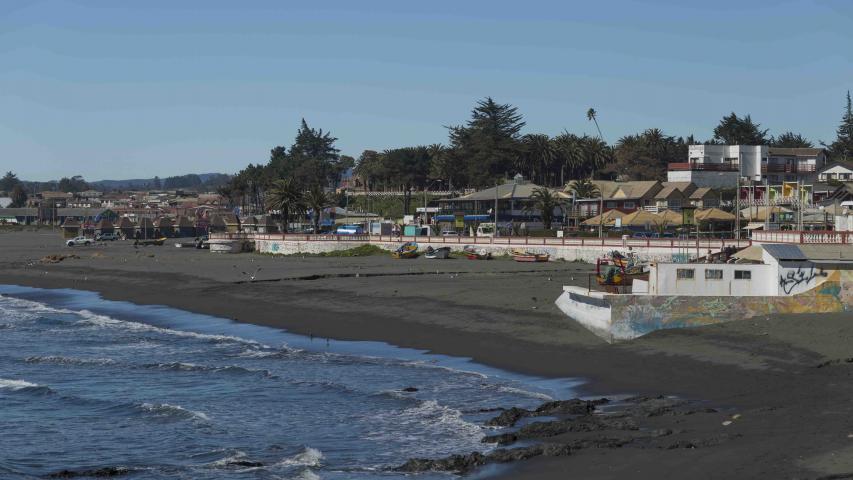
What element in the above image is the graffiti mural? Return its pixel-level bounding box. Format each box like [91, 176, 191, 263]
[603, 270, 852, 341]
[778, 266, 824, 295]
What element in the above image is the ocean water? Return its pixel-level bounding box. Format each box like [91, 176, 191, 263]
[0, 285, 578, 479]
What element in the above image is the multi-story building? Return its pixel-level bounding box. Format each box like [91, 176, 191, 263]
[667, 145, 827, 188]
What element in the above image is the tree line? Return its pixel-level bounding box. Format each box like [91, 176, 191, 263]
[219, 92, 853, 216]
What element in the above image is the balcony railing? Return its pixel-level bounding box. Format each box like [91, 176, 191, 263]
[761, 163, 816, 173]
[668, 162, 739, 172]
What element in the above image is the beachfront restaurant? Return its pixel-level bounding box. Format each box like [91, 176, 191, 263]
[438, 177, 570, 231]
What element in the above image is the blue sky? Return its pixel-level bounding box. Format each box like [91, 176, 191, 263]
[2, 0, 851, 181]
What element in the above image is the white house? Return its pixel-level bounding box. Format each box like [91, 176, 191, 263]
[818, 162, 853, 183]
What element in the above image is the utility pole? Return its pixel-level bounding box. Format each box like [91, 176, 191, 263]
[598, 191, 604, 239]
[764, 173, 770, 232]
[494, 182, 498, 236]
[735, 173, 740, 241]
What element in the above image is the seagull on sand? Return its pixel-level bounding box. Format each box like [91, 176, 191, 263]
[241, 267, 262, 281]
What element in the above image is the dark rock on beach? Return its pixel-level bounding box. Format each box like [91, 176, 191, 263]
[396, 437, 631, 474]
[482, 413, 638, 444]
[401, 386, 419, 392]
[484, 398, 608, 427]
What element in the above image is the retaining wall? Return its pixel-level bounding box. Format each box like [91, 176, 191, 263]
[252, 236, 741, 263]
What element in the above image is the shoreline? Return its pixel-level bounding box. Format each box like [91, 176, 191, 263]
[3, 231, 853, 478]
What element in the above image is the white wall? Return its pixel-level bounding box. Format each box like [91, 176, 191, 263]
[255, 238, 730, 263]
[648, 263, 775, 296]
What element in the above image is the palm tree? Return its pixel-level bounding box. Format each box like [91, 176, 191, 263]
[567, 178, 600, 199]
[582, 136, 612, 173]
[587, 108, 603, 140]
[524, 187, 565, 230]
[304, 185, 333, 234]
[521, 134, 556, 185]
[265, 178, 305, 232]
[553, 132, 583, 186]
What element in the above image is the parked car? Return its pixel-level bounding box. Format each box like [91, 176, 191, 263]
[441, 230, 460, 237]
[632, 231, 653, 239]
[95, 232, 119, 241]
[66, 236, 93, 247]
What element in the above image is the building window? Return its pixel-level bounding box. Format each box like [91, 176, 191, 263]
[734, 270, 751, 280]
[705, 269, 723, 280]
[676, 269, 695, 280]
[623, 201, 635, 209]
[606, 201, 617, 208]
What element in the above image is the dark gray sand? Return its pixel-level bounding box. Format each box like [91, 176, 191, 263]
[2, 230, 853, 479]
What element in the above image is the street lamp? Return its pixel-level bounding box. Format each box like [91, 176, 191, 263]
[423, 180, 443, 232]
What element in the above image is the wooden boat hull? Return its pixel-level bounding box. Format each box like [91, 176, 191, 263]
[392, 242, 419, 259]
[137, 237, 167, 246]
[512, 254, 549, 262]
[425, 247, 451, 259]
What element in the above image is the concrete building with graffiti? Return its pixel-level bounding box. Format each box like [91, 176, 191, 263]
[556, 243, 853, 342]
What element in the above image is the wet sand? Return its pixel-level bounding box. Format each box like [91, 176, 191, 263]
[2, 229, 853, 479]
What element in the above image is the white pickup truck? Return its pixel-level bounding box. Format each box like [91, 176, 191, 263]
[66, 236, 93, 247]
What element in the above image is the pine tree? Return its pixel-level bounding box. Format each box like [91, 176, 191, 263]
[447, 97, 526, 187]
[829, 91, 853, 161]
[713, 113, 768, 145]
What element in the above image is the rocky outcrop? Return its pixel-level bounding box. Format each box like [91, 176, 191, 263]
[483, 413, 638, 444]
[395, 437, 631, 474]
[485, 398, 609, 427]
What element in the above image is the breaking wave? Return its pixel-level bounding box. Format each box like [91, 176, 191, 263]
[136, 402, 211, 422]
[76, 310, 263, 346]
[25, 355, 117, 367]
[142, 362, 276, 378]
[274, 447, 324, 468]
[0, 378, 53, 395]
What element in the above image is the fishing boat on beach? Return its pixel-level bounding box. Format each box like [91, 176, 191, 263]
[595, 251, 648, 291]
[511, 249, 549, 262]
[392, 242, 419, 259]
[463, 245, 491, 260]
[136, 237, 167, 246]
[425, 246, 451, 259]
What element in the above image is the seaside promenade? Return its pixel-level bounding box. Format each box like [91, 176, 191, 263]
[212, 232, 753, 262]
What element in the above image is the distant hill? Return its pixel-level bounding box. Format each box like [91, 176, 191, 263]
[21, 173, 232, 194]
[88, 173, 231, 191]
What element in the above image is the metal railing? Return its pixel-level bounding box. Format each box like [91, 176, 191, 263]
[211, 231, 752, 250]
[668, 162, 739, 172]
[751, 230, 850, 244]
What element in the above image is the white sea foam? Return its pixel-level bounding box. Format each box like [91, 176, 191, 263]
[365, 399, 482, 451]
[208, 450, 248, 467]
[494, 385, 554, 401]
[274, 447, 324, 468]
[76, 310, 263, 346]
[0, 295, 265, 347]
[143, 362, 275, 378]
[25, 355, 117, 367]
[293, 470, 321, 480]
[0, 378, 40, 390]
[138, 402, 210, 422]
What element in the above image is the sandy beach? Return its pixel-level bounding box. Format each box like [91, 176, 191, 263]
[2, 229, 853, 479]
